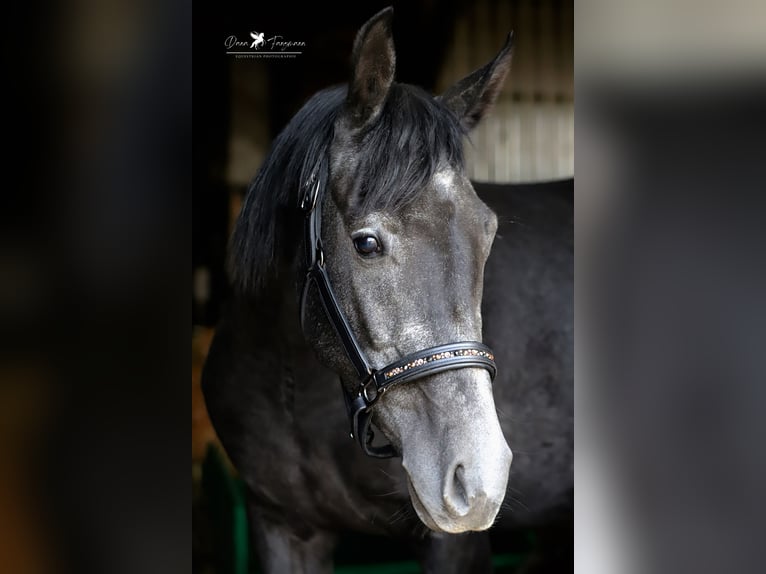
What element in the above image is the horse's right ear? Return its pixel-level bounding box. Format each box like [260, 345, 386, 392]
[343, 7, 396, 131]
[437, 33, 514, 132]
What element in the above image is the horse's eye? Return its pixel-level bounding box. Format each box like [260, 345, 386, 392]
[353, 235, 382, 256]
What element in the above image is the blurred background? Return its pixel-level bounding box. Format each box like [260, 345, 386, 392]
[193, 1, 572, 572]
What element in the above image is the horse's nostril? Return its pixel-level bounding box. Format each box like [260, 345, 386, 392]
[444, 464, 471, 516]
[454, 464, 468, 500]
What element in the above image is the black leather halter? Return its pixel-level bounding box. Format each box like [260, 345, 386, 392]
[298, 168, 497, 458]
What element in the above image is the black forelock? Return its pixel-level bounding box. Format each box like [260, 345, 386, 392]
[347, 83, 466, 214]
[228, 83, 465, 294]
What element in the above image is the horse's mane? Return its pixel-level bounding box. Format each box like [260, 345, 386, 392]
[228, 83, 465, 295]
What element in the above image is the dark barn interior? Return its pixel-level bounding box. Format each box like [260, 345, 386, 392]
[193, 1, 573, 572]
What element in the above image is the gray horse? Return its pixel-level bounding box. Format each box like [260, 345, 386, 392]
[203, 7, 572, 573]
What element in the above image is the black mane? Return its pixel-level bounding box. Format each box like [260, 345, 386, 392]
[228, 83, 465, 294]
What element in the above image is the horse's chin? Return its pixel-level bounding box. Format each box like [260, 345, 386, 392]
[406, 478, 444, 532]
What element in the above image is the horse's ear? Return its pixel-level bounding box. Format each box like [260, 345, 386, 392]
[438, 33, 514, 132]
[344, 7, 396, 130]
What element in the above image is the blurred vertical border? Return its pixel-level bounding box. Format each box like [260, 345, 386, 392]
[576, 1, 766, 573]
[2, 0, 191, 571]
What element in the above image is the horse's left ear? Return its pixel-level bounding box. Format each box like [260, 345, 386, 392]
[438, 32, 514, 132]
[344, 7, 396, 130]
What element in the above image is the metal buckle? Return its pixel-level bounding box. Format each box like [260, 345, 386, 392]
[315, 239, 325, 268]
[360, 373, 383, 407]
[300, 177, 321, 213]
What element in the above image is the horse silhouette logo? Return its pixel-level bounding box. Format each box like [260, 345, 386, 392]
[250, 32, 265, 50]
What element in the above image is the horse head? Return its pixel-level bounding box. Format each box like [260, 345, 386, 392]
[299, 7, 515, 533]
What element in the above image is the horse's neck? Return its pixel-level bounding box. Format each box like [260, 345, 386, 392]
[230, 269, 305, 350]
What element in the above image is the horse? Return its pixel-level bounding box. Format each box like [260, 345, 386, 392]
[202, 7, 572, 573]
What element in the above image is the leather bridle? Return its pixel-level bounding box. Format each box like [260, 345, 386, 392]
[298, 165, 497, 458]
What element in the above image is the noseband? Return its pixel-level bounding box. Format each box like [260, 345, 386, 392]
[298, 168, 497, 458]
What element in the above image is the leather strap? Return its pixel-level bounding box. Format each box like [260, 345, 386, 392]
[300, 266, 373, 379]
[299, 172, 372, 380]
